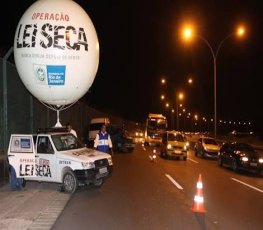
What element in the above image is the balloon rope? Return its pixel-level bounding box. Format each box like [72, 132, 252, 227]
[39, 101, 78, 111]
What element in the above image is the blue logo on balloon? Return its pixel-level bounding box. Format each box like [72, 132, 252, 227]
[47, 65, 66, 85]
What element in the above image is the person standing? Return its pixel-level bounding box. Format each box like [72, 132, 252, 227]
[66, 123, 77, 137]
[94, 124, 113, 155]
[8, 163, 23, 191]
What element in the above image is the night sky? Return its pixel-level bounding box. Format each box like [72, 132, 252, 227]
[1, 0, 263, 133]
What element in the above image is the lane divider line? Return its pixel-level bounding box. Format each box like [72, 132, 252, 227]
[231, 177, 263, 194]
[165, 174, 183, 190]
[187, 158, 199, 164]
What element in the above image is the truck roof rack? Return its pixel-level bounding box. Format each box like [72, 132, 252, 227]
[36, 126, 68, 134]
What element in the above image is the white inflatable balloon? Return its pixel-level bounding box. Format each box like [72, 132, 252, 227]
[14, 0, 99, 106]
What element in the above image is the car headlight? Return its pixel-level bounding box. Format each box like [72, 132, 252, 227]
[136, 132, 138, 136]
[204, 146, 208, 151]
[167, 144, 172, 149]
[186, 142, 189, 147]
[184, 145, 188, 150]
[241, 156, 249, 162]
[108, 157, 113, 166]
[82, 162, 95, 169]
[259, 158, 263, 163]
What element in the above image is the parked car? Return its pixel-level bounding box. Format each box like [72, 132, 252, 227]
[218, 142, 263, 174]
[194, 137, 220, 159]
[109, 126, 135, 153]
[160, 131, 189, 160]
[134, 129, 143, 137]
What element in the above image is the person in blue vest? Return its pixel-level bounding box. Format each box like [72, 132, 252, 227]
[94, 124, 113, 155]
[7, 157, 23, 191]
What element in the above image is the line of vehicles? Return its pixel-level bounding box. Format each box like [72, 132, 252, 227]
[143, 113, 189, 160]
[7, 114, 263, 195]
[143, 113, 263, 175]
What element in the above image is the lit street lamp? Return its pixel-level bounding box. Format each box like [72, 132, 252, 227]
[160, 77, 193, 130]
[171, 109, 175, 130]
[182, 24, 246, 138]
[176, 92, 184, 130]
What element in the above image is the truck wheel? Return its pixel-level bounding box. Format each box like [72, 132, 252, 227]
[232, 159, 239, 172]
[160, 149, 164, 158]
[218, 157, 223, 167]
[63, 171, 78, 194]
[94, 178, 103, 187]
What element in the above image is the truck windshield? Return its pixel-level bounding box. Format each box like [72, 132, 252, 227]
[51, 133, 83, 151]
[148, 119, 166, 130]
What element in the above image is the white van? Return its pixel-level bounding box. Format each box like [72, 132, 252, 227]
[88, 117, 110, 142]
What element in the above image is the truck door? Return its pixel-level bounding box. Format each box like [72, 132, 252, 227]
[34, 135, 57, 182]
[7, 135, 36, 178]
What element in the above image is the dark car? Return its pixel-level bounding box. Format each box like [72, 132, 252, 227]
[194, 137, 220, 159]
[109, 126, 135, 153]
[218, 142, 263, 174]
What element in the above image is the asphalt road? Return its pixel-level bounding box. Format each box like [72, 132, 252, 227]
[52, 144, 263, 230]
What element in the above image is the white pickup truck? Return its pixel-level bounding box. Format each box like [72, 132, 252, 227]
[7, 128, 113, 193]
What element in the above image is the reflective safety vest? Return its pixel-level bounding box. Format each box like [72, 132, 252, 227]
[97, 131, 110, 153]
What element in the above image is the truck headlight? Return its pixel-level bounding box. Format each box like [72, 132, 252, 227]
[241, 157, 249, 162]
[167, 144, 172, 149]
[82, 162, 95, 169]
[108, 157, 113, 166]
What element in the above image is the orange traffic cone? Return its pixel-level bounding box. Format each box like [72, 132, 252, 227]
[191, 173, 206, 213]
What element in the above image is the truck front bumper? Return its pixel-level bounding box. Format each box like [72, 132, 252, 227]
[74, 165, 113, 184]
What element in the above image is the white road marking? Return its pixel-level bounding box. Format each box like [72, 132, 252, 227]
[231, 177, 263, 194]
[187, 158, 199, 163]
[165, 174, 183, 190]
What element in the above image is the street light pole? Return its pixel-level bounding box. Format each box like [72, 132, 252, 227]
[176, 98, 179, 130]
[198, 34, 232, 139]
[176, 93, 184, 131]
[182, 24, 245, 139]
[171, 109, 175, 130]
